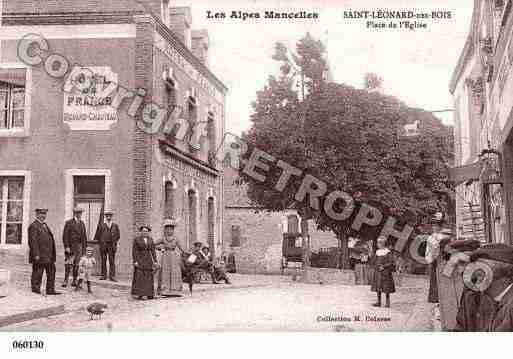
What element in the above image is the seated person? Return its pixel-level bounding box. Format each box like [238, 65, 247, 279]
[191, 241, 218, 284]
[202, 246, 231, 285]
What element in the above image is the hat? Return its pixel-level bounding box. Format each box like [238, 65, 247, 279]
[193, 241, 203, 247]
[163, 218, 178, 227]
[35, 208, 48, 213]
[139, 225, 152, 232]
[469, 244, 513, 265]
[104, 209, 114, 215]
[73, 207, 84, 213]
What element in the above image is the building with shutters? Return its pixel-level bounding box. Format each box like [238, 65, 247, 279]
[450, 0, 513, 246]
[0, 1, 227, 279]
[446, 0, 513, 330]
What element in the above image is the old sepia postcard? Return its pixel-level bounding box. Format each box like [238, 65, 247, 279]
[1, 0, 513, 354]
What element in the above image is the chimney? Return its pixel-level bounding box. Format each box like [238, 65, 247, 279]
[169, 6, 192, 49]
[192, 29, 209, 66]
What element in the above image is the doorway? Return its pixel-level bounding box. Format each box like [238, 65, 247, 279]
[73, 175, 105, 241]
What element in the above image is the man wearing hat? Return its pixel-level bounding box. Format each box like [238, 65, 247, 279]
[94, 209, 120, 281]
[192, 241, 218, 284]
[62, 207, 88, 287]
[28, 208, 61, 295]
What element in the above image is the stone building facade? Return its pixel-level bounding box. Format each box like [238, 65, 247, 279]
[451, 0, 513, 246]
[222, 168, 337, 274]
[445, 0, 513, 330]
[0, 1, 227, 279]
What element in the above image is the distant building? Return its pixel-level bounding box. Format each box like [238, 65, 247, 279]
[222, 167, 338, 274]
[0, 1, 227, 278]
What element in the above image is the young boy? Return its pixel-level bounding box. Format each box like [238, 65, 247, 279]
[76, 247, 96, 293]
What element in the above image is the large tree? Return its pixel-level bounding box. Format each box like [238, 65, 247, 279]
[240, 34, 454, 268]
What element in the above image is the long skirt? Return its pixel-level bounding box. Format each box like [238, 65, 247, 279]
[428, 260, 439, 303]
[159, 249, 183, 296]
[131, 268, 154, 297]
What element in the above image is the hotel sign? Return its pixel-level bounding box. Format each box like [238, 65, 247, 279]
[63, 66, 119, 131]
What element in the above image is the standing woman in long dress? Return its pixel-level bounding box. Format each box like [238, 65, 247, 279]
[155, 218, 183, 297]
[131, 226, 157, 300]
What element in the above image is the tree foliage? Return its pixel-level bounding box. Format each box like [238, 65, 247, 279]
[240, 34, 454, 265]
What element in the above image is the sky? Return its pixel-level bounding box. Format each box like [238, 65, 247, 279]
[175, 0, 474, 135]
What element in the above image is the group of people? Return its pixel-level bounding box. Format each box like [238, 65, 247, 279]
[28, 206, 119, 295]
[412, 211, 513, 331]
[131, 218, 231, 300]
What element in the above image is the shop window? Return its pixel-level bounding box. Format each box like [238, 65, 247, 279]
[0, 68, 26, 131]
[0, 177, 25, 246]
[74, 176, 105, 241]
[231, 225, 241, 247]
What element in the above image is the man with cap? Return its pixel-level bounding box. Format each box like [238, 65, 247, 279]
[94, 209, 120, 281]
[28, 208, 61, 295]
[63, 207, 88, 287]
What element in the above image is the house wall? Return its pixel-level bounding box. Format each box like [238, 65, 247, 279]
[223, 208, 338, 274]
[0, 31, 136, 276]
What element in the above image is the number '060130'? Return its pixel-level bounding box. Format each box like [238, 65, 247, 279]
[12, 340, 44, 350]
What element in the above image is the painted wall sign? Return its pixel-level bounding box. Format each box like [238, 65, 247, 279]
[63, 66, 119, 131]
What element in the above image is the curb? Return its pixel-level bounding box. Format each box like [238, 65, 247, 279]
[0, 304, 65, 328]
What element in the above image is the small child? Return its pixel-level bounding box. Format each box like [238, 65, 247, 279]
[370, 237, 396, 308]
[76, 247, 96, 293]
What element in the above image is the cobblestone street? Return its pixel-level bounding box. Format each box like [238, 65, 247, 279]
[2, 278, 435, 332]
